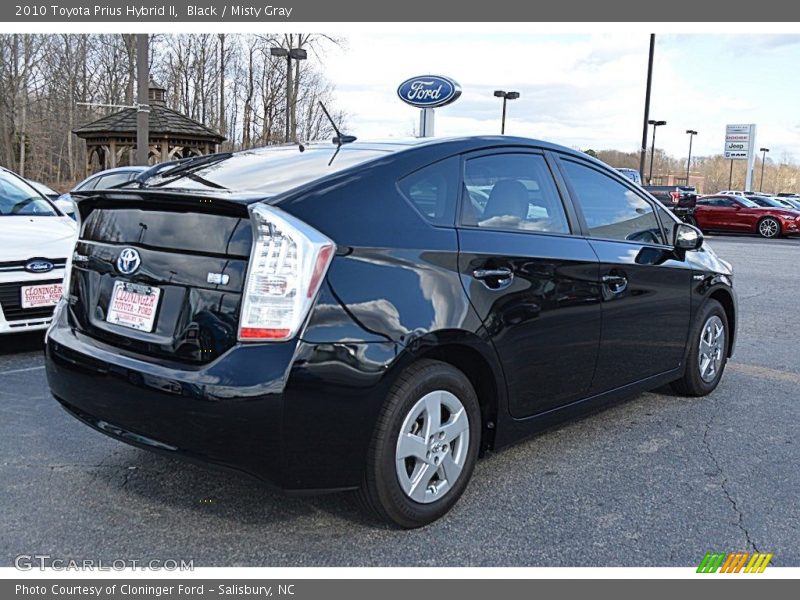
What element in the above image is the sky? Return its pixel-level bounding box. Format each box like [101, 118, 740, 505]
[318, 33, 800, 161]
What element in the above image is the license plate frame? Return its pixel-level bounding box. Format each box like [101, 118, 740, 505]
[106, 281, 161, 333]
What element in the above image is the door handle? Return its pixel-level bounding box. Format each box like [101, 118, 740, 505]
[601, 274, 628, 293]
[473, 267, 513, 280]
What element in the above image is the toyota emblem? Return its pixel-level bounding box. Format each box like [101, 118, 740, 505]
[116, 248, 141, 275]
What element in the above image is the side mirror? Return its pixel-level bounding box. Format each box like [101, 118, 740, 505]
[674, 222, 704, 251]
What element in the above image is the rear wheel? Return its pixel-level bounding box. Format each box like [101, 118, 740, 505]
[358, 360, 481, 528]
[683, 215, 698, 227]
[758, 217, 781, 238]
[671, 299, 729, 396]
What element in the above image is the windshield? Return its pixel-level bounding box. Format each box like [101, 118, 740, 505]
[738, 197, 759, 208]
[0, 170, 58, 216]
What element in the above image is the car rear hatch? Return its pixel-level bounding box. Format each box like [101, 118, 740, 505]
[66, 191, 257, 365]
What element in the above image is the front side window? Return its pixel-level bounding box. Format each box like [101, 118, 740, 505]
[461, 153, 569, 234]
[654, 203, 678, 245]
[0, 170, 58, 217]
[562, 159, 662, 245]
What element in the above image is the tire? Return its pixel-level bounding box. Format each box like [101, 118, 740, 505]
[671, 299, 729, 397]
[758, 217, 781, 239]
[683, 215, 698, 227]
[357, 359, 481, 528]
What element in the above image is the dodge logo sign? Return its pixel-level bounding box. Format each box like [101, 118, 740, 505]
[116, 248, 141, 276]
[397, 75, 462, 108]
[25, 260, 54, 273]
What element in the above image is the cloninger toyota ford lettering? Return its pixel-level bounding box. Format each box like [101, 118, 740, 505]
[45, 137, 737, 527]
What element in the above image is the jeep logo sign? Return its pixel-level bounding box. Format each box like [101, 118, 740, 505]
[397, 75, 462, 108]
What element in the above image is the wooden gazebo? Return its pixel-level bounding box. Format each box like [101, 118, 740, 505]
[73, 83, 226, 176]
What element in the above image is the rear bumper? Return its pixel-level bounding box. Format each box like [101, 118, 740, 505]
[45, 303, 400, 492]
[46, 312, 294, 487]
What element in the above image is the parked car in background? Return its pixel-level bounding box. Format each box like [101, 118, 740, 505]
[0, 167, 76, 334]
[26, 180, 60, 202]
[615, 167, 642, 185]
[777, 193, 800, 198]
[718, 190, 762, 198]
[695, 194, 800, 238]
[778, 197, 800, 211]
[745, 194, 800, 212]
[46, 137, 737, 527]
[55, 166, 148, 218]
[643, 185, 698, 225]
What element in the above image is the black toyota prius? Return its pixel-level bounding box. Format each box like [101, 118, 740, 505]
[45, 136, 736, 528]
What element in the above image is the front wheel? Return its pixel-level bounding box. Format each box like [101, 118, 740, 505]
[358, 360, 481, 528]
[758, 217, 781, 238]
[671, 299, 729, 397]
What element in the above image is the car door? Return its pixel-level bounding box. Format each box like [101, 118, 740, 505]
[556, 156, 693, 393]
[456, 150, 602, 418]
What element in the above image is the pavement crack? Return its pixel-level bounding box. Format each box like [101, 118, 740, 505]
[701, 401, 759, 553]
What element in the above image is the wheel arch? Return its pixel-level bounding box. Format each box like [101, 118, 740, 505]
[392, 331, 505, 453]
[707, 287, 736, 357]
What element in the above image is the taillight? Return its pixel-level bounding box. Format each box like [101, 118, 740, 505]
[670, 191, 680, 204]
[238, 203, 335, 342]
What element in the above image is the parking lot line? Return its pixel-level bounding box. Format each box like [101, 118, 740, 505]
[0, 365, 45, 376]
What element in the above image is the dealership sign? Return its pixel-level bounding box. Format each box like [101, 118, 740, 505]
[397, 75, 462, 109]
[724, 124, 756, 160]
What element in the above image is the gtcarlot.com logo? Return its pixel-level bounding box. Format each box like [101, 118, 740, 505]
[697, 552, 773, 573]
[14, 554, 194, 571]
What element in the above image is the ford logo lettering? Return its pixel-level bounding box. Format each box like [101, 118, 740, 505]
[25, 260, 54, 273]
[397, 75, 462, 109]
[116, 248, 142, 276]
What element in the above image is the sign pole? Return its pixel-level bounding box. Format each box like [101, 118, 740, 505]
[135, 34, 150, 166]
[419, 108, 435, 137]
[728, 160, 734, 189]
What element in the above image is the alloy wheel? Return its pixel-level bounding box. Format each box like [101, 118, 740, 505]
[395, 390, 470, 504]
[698, 315, 725, 383]
[759, 218, 779, 238]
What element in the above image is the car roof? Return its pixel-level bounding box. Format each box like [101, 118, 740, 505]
[154, 136, 604, 199]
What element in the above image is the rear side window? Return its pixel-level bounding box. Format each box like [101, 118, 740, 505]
[398, 157, 459, 226]
[461, 153, 569, 234]
[562, 160, 662, 245]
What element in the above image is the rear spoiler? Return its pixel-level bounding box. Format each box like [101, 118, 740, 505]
[71, 189, 266, 223]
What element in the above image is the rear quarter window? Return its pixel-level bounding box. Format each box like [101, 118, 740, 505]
[398, 156, 459, 226]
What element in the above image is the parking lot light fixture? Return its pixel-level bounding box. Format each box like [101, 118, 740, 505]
[494, 90, 520, 135]
[760, 147, 770, 192]
[271, 46, 308, 143]
[686, 130, 697, 184]
[647, 119, 667, 184]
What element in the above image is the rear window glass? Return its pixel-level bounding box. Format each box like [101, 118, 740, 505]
[398, 157, 459, 226]
[161, 145, 391, 195]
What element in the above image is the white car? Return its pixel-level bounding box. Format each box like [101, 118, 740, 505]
[0, 167, 77, 335]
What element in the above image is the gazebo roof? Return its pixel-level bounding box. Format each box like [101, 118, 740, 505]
[73, 104, 225, 143]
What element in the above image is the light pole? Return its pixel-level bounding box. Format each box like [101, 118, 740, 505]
[639, 34, 656, 182]
[271, 46, 307, 142]
[685, 129, 697, 185]
[759, 147, 770, 192]
[493, 90, 520, 134]
[647, 119, 666, 184]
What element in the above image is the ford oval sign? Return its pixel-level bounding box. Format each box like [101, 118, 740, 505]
[25, 260, 54, 274]
[397, 75, 462, 109]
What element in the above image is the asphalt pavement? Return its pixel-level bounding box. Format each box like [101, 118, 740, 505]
[1, 233, 798, 567]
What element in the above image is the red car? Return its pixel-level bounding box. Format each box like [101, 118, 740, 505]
[694, 194, 800, 238]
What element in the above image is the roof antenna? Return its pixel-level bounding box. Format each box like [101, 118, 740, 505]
[319, 101, 355, 165]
